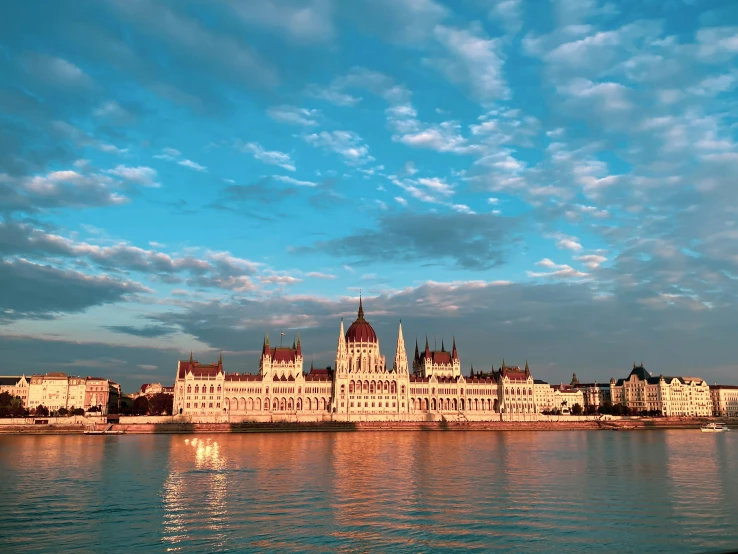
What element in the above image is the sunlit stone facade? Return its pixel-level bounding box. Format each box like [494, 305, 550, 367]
[710, 385, 738, 417]
[26, 372, 120, 414]
[172, 300, 547, 422]
[610, 364, 712, 416]
[0, 375, 30, 407]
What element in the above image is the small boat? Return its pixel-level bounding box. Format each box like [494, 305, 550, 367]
[701, 422, 729, 433]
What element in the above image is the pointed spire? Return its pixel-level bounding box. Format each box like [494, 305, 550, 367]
[441, 338, 445, 352]
[357, 294, 364, 320]
[525, 359, 530, 378]
[338, 318, 345, 344]
[394, 320, 408, 373]
[296, 332, 302, 356]
[452, 336, 458, 360]
[218, 352, 223, 366]
[189, 351, 193, 363]
[414, 337, 420, 361]
[425, 335, 430, 356]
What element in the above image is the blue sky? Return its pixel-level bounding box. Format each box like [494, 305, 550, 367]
[2, 0, 738, 391]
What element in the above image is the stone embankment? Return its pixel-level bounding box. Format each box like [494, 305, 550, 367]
[0, 417, 733, 435]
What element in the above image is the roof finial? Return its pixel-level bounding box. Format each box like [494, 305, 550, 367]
[189, 351, 193, 363]
[357, 291, 364, 319]
[218, 351, 223, 365]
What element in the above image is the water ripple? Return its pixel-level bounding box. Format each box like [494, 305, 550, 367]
[0, 431, 737, 553]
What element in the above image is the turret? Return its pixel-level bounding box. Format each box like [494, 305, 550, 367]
[296, 332, 302, 357]
[452, 337, 458, 361]
[425, 336, 431, 357]
[394, 321, 408, 374]
[525, 359, 530, 379]
[414, 338, 420, 363]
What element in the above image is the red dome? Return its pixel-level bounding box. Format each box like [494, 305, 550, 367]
[345, 297, 378, 343]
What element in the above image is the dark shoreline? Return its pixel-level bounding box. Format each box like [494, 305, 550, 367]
[0, 417, 733, 435]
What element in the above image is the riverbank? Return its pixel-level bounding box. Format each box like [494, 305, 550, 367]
[0, 417, 734, 435]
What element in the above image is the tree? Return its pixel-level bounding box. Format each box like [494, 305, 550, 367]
[72, 408, 85, 416]
[0, 391, 14, 407]
[57, 407, 69, 416]
[148, 393, 173, 416]
[34, 405, 49, 417]
[132, 396, 150, 415]
[571, 403, 583, 416]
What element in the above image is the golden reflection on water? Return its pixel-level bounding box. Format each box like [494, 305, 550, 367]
[4, 431, 727, 552]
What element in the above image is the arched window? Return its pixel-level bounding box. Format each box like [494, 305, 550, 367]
[349, 381, 355, 394]
[391, 382, 397, 394]
[341, 384, 345, 395]
[264, 398, 270, 411]
[370, 381, 375, 394]
[298, 387, 301, 394]
[217, 385, 221, 393]
[505, 388, 508, 395]
[364, 380, 369, 393]
[297, 398, 302, 410]
[401, 385, 405, 396]
[384, 381, 389, 393]
[273, 398, 279, 410]
[187, 385, 191, 393]
[529, 388, 533, 396]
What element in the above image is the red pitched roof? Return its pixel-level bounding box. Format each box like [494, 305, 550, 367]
[270, 347, 298, 363]
[420, 350, 453, 365]
[178, 360, 223, 379]
[225, 374, 262, 382]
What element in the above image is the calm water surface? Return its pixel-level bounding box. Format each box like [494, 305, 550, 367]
[0, 430, 736, 553]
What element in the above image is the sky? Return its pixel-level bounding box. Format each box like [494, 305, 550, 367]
[1, 0, 738, 392]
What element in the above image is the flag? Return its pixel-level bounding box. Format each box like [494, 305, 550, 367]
[280, 332, 286, 337]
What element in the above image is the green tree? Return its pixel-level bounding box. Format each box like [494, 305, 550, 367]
[0, 391, 13, 407]
[148, 393, 173, 416]
[571, 403, 583, 416]
[34, 405, 49, 417]
[133, 396, 150, 415]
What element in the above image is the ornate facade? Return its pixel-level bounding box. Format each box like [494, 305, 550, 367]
[172, 299, 546, 422]
[609, 364, 712, 416]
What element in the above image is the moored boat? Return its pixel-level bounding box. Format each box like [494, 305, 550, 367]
[701, 422, 729, 433]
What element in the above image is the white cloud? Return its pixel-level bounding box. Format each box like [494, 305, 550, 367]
[273, 175, 317, 187]
[177, 159, 208, 172]
[267, 105, 321, 126]
[528, 258, 589, 278]
[238, 141, 296, 171]
[428, 24, 509, 101]
[306, 272, 336, 279]
[106, 165, 160, 187]
[223, 0, 335, 43]
[52, 121, 128, 155]
[395, 196, 408, 206]
[575, 254, 607, 269]
[303, 131, 374, 165]
[154, 147, 182, 161]
[24, 54, 92, 87]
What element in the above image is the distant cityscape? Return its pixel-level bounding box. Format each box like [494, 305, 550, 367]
[2, 301, 737, 420]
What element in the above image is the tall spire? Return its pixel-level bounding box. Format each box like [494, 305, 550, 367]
[218, 352, 223, 366]
[425, 335, 430, 357]
[296, 332, 302, 356]
[525, 359, 530, 378]
[189, 351, 193, 363]
[441, 338, 445, 352]
[414, 338, 420, 362]
[357, 294, 364, 320]
[452, 337, 458, 360]
[394, 320, 408, 373]
[339, 318, 345, 344]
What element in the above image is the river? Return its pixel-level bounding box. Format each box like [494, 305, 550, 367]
[0, 430, 736, 553]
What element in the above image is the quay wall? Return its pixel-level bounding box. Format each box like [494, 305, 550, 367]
[0, 416, 733, 434]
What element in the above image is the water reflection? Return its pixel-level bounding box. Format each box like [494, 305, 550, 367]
[0, 431, 737, 553]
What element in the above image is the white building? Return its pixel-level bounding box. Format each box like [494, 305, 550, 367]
[0, 375, 30, 407]
[710, 385, 738, 417]
[173, 299, 541, 422]
[610, 364, 712, 416]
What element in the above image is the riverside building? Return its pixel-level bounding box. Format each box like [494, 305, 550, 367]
[173, 299, 539, 422]
[609, 364, 712, 416]
[710, 385, 738, 417]
[27, 373, 121, 414]
[0, 375, 30, 407]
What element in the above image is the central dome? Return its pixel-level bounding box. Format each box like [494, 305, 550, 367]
[345, 297, 377, 343]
